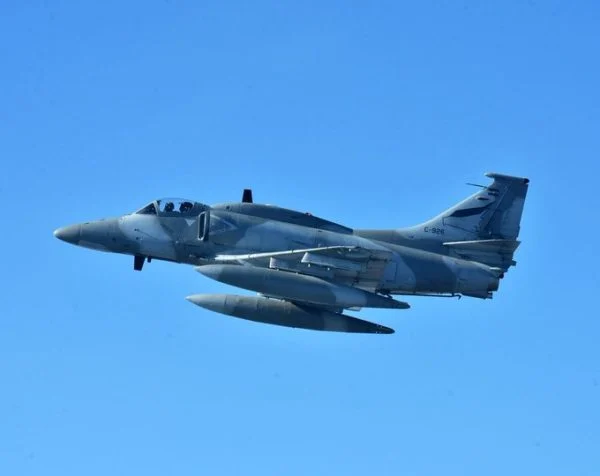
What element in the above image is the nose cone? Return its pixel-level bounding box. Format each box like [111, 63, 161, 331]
[186, 294, 228, 313]
[53, 224, 81, 244]
[195, 265, 225, 281]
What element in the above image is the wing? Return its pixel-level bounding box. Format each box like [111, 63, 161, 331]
[214, 245, 394, 293]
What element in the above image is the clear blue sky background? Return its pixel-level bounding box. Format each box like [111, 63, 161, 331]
[1, 1, 599, 475]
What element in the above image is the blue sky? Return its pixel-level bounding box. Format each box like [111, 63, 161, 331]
[1, 1, 599, 474]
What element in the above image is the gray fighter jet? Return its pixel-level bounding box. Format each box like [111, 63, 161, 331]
[54, 172, 529, 334]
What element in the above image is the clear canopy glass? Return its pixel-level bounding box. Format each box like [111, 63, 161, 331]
[135, 198, 202, 217]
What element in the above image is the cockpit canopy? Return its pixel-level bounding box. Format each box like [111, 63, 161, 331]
[135, 198, 205, 217]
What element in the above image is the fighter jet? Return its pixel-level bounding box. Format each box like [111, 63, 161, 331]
[54, 172, 529, 334]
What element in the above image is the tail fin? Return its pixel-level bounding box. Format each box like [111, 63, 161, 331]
[413, 172, 530, 270]
[420, 172, 529, 240]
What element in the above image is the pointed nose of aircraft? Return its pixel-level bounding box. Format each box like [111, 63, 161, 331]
[53, 224, 81, 244]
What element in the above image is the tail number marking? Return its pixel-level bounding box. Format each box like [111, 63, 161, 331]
[424, 226, 445, 235]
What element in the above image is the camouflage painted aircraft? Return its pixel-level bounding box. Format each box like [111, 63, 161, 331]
[54, 172, 529, 334]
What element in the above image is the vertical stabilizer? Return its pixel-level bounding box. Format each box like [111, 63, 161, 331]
[356, 172, 530, 270]
[418, 172, 530, 241]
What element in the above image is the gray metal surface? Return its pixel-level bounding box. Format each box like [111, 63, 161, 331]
[54, 172, 530, 333]
[186, 294, 394, 334]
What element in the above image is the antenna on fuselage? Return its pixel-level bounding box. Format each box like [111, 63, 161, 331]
[242, 189, 253, 203]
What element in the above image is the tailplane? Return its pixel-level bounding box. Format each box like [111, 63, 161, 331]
[405, 172, 530, 270]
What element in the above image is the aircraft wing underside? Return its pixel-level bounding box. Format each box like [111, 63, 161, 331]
[184, 246, 404, 333]
[214, 245, 394, 292]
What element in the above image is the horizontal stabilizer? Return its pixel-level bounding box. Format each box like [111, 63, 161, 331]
[443, 239, 520, 270]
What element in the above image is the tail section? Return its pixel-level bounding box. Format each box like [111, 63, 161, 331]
[418, 173, 529, 241]
[405, 172, 530, 270]
[421, 172, 529, 241]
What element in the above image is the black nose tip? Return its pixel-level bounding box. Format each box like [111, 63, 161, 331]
[53, 224, 81, 244]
